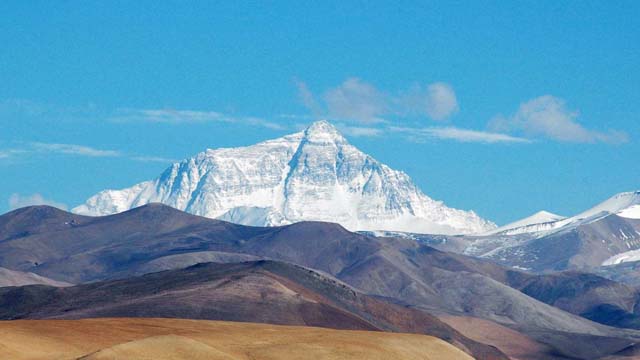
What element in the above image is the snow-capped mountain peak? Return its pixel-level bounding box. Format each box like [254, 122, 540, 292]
[302, 120, 347, 144]
[485, 210, 566, 235]
[532, 210, 565, 220]
[73, 120, 496, 235]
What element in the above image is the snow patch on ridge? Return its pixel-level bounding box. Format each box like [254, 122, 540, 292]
[618, 205, 640, 219]
[603, 248, 640, 266]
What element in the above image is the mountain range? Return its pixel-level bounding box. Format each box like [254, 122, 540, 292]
[4, 204, 640, 358]
[385, 191, 640, 274]
[73, 121, 495, 235]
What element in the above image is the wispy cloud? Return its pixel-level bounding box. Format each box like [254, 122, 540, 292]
[0, 149, 26, 159]
[130, 155, 179, 163]
[294, 79, 322, 116]
[391, 126, 531, 144]
[489, 95, 628, 144]
[277, 113, 314, 120]
[0, 142, 175, 164]
[0, 98, 98, 121]
[336, 124, 384, 137]
[1, 98, 287, 131]
[110, 108, 286, 130]
[243, 117, 287, 130]
[111, 109, 229, 124]
[8, 193, 68, 211]
[30, 142, 122, 157]
[0, 99, 49, 116]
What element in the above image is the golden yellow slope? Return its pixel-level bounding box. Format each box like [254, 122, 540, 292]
[0, 318, 473, 360]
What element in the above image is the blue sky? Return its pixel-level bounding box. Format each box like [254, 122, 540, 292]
[1, 1, 639, 224]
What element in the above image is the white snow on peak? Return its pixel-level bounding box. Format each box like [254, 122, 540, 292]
[485, 210, 566, 235]
[303, 120, 347, 144]
[73, 120, 496, 235]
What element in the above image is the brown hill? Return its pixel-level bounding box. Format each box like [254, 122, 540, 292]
[0, 318, 473, 360]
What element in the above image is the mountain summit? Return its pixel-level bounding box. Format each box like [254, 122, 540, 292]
[73, 120, 495, 234]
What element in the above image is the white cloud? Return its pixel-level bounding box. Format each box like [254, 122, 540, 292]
[490, 95, 628, 143]
[399, 83, 459, 121]
[425, 83, 459, 120]
[324, 78, 388, 124]
[391, 126, 530, 144]
[30, 142, 121, 157]
[304, 78, 460, 123]
[8, 193, 68, 210]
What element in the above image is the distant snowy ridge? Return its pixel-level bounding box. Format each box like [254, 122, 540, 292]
[488, 191, 640, 237]
[73, 120, 496, 235]
[569, 191, 640, 221]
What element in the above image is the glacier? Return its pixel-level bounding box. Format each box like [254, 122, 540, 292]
[73, 120, 496, 234]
